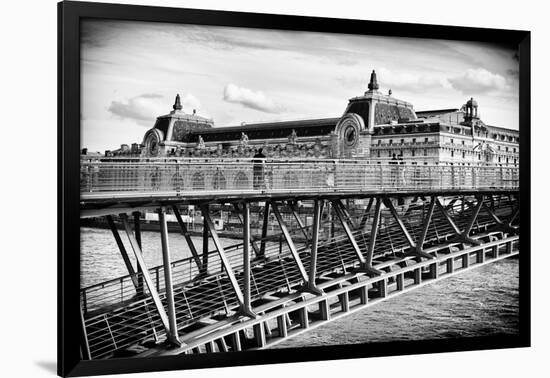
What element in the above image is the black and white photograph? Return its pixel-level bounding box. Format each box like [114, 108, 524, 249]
[32, 0, 538, 376]
[77, 15, 523, 361]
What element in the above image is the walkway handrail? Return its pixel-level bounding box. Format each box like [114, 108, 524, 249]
[80, 158, 519, 197]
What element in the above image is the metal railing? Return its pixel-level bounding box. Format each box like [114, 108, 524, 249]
[80, 158, 519, 199]
[81, 196, 515, 359]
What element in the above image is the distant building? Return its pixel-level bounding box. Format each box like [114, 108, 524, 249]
[131, 70, 518, 165]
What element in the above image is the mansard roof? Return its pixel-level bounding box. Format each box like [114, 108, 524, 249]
[416, 108, 459, 118]
[181, 117, 340, 143]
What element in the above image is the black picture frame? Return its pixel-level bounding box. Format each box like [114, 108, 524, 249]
[58, 1, 531, 376]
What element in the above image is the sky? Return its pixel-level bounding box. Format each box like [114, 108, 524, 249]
[81, 20, 519, 152]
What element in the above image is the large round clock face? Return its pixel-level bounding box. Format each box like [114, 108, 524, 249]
[343, 125, 358, 147]
[145, 133, 160, 156]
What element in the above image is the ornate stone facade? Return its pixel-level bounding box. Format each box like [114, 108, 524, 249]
[123, 71, 519, 166]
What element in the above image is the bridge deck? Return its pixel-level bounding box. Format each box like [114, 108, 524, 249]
[147, 236, 519, 357]
[80, 159, 518, 215]
[80, 196, 518, 359]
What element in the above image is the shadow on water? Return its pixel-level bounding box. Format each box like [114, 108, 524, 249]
[35, 361, 56, 374]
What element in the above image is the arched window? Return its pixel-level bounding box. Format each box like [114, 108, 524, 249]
[234, 171, 249, 189]
[212, 170, 226, 190]
[191, 172, 205, 190]
[150, 169, 161, 191]
[171, 172, 184, 191]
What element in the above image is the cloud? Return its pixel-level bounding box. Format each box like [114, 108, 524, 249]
[108, 93, 201, 124]
[377, 68, 452, 91]
[223, 84, 284, 113]
[337, 68, 452, 93]
[449, 68, 510, 94]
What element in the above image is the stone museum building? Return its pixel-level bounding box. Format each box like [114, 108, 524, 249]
[102, 70, 519, 166]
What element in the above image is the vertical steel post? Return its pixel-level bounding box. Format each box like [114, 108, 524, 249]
[277, 315, 288, 338]
[202, 206, 209, 274]
[259, 202, 270, 257]
[158, 207, 181, 345]
[319, 299, 330, 320]
[359, 197, 374, 231]
[307, 199, 324, 294]
[242, 202, 256, 316]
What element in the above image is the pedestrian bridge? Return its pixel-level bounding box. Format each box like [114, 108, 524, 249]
[80, 158, 518, 214]
[78, 157, 520, 360]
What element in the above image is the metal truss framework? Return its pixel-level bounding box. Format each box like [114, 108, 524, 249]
[80, 193, 519, 359]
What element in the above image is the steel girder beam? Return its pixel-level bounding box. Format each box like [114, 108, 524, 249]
[459, 195, 484, 245]
[241, 202, 258, 318]
[481, 202, 519, 234]
[365, 198, 384, 275]
[158, 207, 182, 345]
[333, 199, 382, 276]
[384, 196, 435, 260]
[270, 202, 310, 284]
[359, 197, 374, 231]
[199, 205, 247, 310]
[288, 202, 310, 247]
[481, 203, 502, 225]
[509, 207, 520, 225]
[445, 198, 459, 211]
[119, 214, 172, 339]
[232, 203, 262, 257]
[332, 199, 365, 265]
[435, 197, 462, 235]
[383, 198, 416, 249]
[414, 196, 437, 259]
[106, 215, 140, 290]
[339, 200, 357, 229]
[171, 206, 203, 272]
[133, 212, 145, 296]
[306, 200, 324, 295]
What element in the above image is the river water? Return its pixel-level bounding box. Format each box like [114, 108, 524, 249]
[80, 227, 519, 346]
